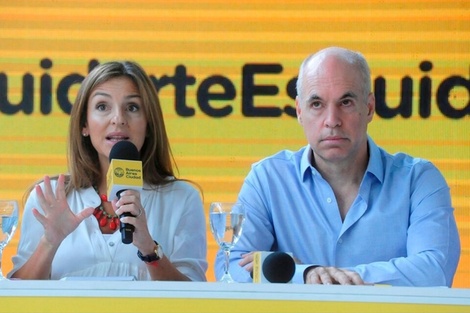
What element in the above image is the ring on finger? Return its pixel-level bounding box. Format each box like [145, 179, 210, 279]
[136, 208, 142, 217]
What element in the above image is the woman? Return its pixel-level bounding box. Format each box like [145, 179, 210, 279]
[9, 61, 207, 281]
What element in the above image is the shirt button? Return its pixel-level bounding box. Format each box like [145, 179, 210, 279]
[109, 242, 115, 247]
[338, 239, 343, 244]
[327, 197, 332, 203]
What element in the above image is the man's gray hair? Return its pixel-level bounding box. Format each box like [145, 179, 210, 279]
[296, 47, 371, 101]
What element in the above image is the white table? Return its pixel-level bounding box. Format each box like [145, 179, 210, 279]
[1, 280, 469, 313]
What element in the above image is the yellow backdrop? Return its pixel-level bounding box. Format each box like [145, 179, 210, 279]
[0, 0, 468, 287]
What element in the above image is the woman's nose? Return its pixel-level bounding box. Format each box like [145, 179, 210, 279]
[111, 109, 127, 125]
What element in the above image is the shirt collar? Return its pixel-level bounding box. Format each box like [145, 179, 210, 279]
[300, 145, 316, 181]
[365, 136, 384, 184]
[299, 136, 384, 183]
[78, 186, 101, 209]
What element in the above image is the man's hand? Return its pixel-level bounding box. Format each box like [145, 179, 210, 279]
[304, 266, 365, 285]
[239, 252, 254, 273]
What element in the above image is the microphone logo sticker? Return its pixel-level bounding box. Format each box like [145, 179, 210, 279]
[114, 167, 124, 178]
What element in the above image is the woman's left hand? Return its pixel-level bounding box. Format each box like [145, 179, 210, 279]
[112, 190, 154, 251]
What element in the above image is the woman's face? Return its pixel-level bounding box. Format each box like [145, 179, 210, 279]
[82, 76, 148, 168]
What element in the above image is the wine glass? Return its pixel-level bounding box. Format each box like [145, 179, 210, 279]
[0, 200, 19, 280]
[209, 202, 245, 283]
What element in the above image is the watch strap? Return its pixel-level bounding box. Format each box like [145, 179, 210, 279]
[137, 240, 162, 264]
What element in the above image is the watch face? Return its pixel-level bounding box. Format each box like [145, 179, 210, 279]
[137, 241, 163, 262]
[155, 245, 163, 260]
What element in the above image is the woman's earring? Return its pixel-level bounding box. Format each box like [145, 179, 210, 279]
[82, 132, 88, 137]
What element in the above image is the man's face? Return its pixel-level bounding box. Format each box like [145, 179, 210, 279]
[296, 55, 375, 165]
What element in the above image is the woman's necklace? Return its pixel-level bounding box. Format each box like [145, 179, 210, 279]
[92, 187, 119, 230]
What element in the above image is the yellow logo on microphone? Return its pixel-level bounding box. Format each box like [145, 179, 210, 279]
[114, 167, 124, 178]
[106, 159, 143, 200]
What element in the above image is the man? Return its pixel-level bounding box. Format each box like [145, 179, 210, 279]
[215, 47, 460, 286]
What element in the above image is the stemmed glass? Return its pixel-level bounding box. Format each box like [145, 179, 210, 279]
[209, 202, 245, 283]
[0, 200, 19, 280]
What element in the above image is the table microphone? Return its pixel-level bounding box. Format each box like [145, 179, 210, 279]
[253, 251, 295, 283]
[106, 141, 143, 244]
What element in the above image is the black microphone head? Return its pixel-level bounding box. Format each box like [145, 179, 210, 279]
[262, 252, 295, 283]
[109, 141, 140, 161]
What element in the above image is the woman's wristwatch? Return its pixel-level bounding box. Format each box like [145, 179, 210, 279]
[137, 240, 163, 266]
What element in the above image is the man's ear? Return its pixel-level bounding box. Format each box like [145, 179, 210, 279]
[296, 97, 302, 124]
[366, 92, 375, 119]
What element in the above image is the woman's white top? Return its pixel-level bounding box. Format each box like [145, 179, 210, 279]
[9, 180, 207, 281]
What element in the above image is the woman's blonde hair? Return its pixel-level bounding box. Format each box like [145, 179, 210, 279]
[25, 60, 193, 200]
[67, 60, 178, 193]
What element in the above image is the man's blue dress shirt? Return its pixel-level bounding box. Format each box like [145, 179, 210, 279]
[215, 137, 460, 286]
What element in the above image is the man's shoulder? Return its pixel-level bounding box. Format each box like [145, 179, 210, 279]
[385, 150, 432, 169]
[375, 145, 437, 176]
[253, 146, 307, 167]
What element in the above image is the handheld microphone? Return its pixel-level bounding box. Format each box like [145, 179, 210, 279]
[106, 141, 143, 244]
[253, 251, 295, 283]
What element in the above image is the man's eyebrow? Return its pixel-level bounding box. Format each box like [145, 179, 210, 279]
[306, 94, 322, 102]
[306, 92, 358, 102]
[340, 91, 358, 100]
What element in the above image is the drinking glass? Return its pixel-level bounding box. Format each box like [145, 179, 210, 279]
[0, 200, 19, 280]
[209, 202, 245, 283]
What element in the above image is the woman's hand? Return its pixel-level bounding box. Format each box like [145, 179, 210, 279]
[32, 174, 95, 248]
[113, 189, 154, 251]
